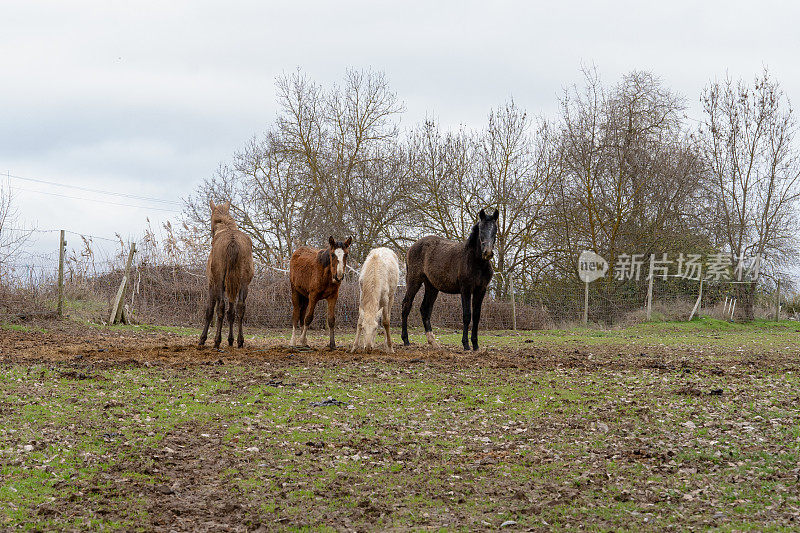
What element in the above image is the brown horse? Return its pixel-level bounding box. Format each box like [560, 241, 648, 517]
[289, 236, 351, 349]
[198, 200, 254, 349]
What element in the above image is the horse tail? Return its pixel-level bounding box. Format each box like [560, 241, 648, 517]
[224, 238, 241, 302]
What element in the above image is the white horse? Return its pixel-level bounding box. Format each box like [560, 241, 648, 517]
[351, 247, 400, 353]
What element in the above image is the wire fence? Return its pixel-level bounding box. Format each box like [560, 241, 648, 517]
[502, 277, 783, 328]
[0, 228, 790, 328]
[0, 254, 788, 330]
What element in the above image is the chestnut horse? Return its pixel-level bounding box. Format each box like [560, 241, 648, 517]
[289, 236, 352, 349]
[198, 200, 254, 349]
[401, 208, 499, 351]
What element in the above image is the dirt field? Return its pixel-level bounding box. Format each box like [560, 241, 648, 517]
[3, 318, 800, 531]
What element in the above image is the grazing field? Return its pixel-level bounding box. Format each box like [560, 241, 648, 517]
[2, 318, 800, 531]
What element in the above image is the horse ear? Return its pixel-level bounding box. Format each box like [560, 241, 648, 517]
[329, 236, 336, 248]
[209, 198, 216, 211]
[222, 201, 231, 211]
[344, 237, 352, 248]
[479, 209, 486, 221]
[491, 209, 499, 221]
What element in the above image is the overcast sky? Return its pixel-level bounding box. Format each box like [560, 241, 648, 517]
[2, 0, 799, 262]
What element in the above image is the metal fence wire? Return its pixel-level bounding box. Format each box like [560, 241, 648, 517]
[0, 253, 787, 329]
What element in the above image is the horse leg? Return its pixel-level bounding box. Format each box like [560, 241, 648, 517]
[401, 275, 423, 346]
[290, 289, 305, 347]
[420, 281, 440, 348]
[300, 295, 318, 347]
[236, 284, 249, 348]
[213, 295, 226, 349]
[326, 296, 337, 350]
[297, 296, 309, 345]
[351, 316, 362, 354]
[471, 287, 487, 351]
[227, 295, 236, 347]
[460, 288, 473, 351]
[383, 295, 394, 354]
[198, 286, 216, 346]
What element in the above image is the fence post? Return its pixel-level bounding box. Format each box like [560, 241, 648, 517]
[689, 272, 703, 321]
[775, 279, 781, 321]
[57, 229, 66, 317]
[510, 276, 517, 332]
[582, 281, 589, 326]
[109, 242, 136, 325]
[646, 255, 654, 321]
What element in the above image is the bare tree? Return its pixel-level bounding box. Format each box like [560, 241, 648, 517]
[701, 69, 800, 319]
[184, 68, 409, 265]
[475, 101, 559, 296]
[406, 120, 479, 241]
[0, 181, 33, 285]
[344, 144, 414, 253]
[276, 68, 406, 258]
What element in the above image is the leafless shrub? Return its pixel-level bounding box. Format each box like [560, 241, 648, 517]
[0, 180, 34, 287]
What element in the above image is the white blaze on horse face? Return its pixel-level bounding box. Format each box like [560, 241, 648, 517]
[334, 248, 345, 280]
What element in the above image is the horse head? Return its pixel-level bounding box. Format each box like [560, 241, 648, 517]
[360, 309, 381, 352]
[328, 236, 352, 283]
[209, 199, 233, 235]
[477, 208, 499, 260]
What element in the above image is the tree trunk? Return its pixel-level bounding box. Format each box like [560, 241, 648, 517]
[735, 282, 756, 322]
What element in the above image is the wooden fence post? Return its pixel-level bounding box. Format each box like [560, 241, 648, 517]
[109, 242, 136, 325]
[646, 255, 654, 321]
[775, 279, 781, 321]
[510, 276, 517, 332]
[57, 230, 66, 317]
[583, 281, 589, 326]
[689, 272, 703, 321]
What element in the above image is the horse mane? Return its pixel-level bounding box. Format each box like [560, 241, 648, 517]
[467, 224, 479, 248]
[317, 249, 331, 267]
[212, 212, 238, 234]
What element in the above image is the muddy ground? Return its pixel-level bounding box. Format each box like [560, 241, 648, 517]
[3, 320, 800, 531]
[1, 319, 792, 373]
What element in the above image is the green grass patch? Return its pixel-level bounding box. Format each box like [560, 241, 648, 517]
[0, 322, 47, 333]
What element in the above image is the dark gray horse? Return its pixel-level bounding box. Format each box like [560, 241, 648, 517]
[401, 209, 499, 351]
